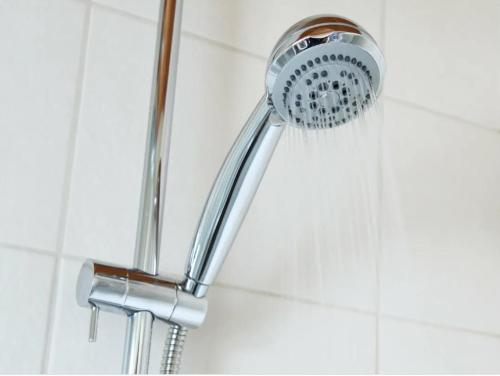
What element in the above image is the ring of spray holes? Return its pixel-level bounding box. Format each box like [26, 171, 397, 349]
[281, 53, 375, 128]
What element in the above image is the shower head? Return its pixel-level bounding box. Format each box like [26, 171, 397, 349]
[183, 15, 384, 298]
[266, 15, 384, 128]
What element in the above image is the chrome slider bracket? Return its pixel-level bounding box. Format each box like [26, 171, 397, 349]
[76, 260, 207, 342]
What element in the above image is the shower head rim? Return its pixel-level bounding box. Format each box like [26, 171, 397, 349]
[265, 14, 385, 120]
[267, 15, 371, 64]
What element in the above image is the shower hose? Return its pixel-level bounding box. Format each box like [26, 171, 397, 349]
[160, 324, 187, 374]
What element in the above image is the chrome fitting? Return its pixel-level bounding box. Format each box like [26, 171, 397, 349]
[76, 260, 207, 341]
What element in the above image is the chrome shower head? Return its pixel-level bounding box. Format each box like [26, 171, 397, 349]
[183, 15, 384, 298]
[266, 15, 384, 128]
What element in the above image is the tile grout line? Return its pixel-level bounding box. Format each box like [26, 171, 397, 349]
[40, 2, 93, 372]
[214, 282, 378, 318]
[181, 30, 267, 62]
[0, 241, 55, 259]
[0, 242, 88, 263]
[375, 1, 387, 372]
[215, 281, 500, 341]
[380, 313, 500, 341]
[90, 1, 268, 63]
[91, 0, 157, 25]
[383, 95, 500, 135]
[379, 0, 387, 52]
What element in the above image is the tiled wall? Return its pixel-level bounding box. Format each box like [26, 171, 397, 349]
[1, 0, 499, 373]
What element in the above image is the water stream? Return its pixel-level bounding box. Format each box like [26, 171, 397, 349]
[264, 66, 385, 310]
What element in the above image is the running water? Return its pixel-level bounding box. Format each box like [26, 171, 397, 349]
[246, 61, 385, 310]
[226, 56, 398, 317]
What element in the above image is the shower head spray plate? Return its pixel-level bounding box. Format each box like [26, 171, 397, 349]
[265, 15, 385, 127]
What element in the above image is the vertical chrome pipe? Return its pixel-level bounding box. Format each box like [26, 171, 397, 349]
[123, 312, 154, 374]
[133, 0, 182, 274]
[123, 0, 183, 373]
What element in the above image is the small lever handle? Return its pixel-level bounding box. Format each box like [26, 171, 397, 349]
[88, 304, 99, 342]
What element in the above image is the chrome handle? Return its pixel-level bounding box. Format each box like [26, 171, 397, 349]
[88, 304, 99, 342]
[183, 95, 285, 297]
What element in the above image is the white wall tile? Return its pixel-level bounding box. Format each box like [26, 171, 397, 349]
[48, 259, 125, 374]
[157, 288, 376, 374]
[93, 0, 160, 21]
[380, 100, 500, 334]
[0, 0, 87, 251]
[0, 247, 55, 373]
[379, 318, 500, 374]
[63, 6, 156, 265]
[179, 286, 376, 373]
[90, 0, 382, 54]
[183, 0, 382, 58]
[385, 0, 500, 130]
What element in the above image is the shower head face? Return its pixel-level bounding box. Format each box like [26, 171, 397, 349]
[266, 15, 384, 128]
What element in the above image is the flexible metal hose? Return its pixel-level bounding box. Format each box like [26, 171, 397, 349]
[160, 324, 187, 374]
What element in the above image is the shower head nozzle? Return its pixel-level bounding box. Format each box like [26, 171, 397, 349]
[265, 15, 384, 128]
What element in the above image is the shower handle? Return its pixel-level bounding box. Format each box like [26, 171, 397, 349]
[183, 95, 285, 298]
